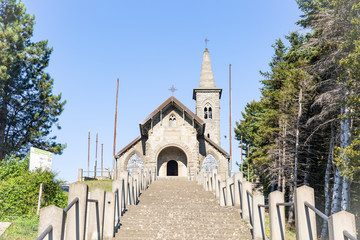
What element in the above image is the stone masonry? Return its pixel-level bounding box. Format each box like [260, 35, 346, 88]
[115, 178, 252, 240]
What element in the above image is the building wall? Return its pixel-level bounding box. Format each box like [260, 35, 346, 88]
[195, 91, 221, 146]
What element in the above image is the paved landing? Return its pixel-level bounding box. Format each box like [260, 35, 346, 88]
[115, 177, 251, 240]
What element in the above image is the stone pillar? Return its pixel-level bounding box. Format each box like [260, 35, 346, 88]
[87, 188, 106, 240]
[111, 180, 121, 225]
[38, 205, 65, 240]
[252, 193, 265, 240]
[219, 181, 226, 206]
[226, 177, 234, 206]
[295, 186, 316, 240]
[215, 175, 221, 200]
[269, 190, 285, 240]
[127, 175, 134, 206]
[78, 168, 83, 182]
[233, 172, 243, 208]
[103, 192, 115, 240]
[328, 211, 357, 240]
[241, 181, 252, 221]
[211, 169, 217, 194]
[119, 172, 129, 206]
[65, 182, 88, 240]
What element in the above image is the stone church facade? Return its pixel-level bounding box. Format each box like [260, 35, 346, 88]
[115, 48, 229, 178]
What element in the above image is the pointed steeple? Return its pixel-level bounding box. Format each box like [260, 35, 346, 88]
[199, 48, 216, 88]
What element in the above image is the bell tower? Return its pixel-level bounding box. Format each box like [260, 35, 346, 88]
[193, 48, 222, 145]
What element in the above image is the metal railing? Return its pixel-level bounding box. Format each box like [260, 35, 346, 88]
[37, 225, 53, 240]
[344, 230, 357, 240]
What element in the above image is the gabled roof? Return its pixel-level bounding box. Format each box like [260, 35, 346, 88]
[139, 96, 205, 136]
[116, 136, 142, 157]
[204, 135, 230, 159]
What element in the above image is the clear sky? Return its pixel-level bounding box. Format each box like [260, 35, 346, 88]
[22, 0, 303, 183]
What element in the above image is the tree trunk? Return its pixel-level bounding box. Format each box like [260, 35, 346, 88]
[303, 145, 311, 185]
[340, 105, 351, 211]
[320, 123, 335, 240]
[294, 88, 302, 189]
[287, 88, 303, 229]
[282, 120, 287, 193]
[0, 92, 8, 161]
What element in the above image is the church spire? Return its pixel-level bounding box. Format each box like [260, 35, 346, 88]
[199, 48, 216, 88]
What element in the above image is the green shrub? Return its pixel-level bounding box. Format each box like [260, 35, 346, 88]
[0, 155, 67, 220]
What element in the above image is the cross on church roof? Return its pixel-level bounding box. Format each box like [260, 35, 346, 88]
[205, 38, 210, 49]
[169, 85, 177, 96]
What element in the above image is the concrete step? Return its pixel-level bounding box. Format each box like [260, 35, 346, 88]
[114, 178, 251, 240]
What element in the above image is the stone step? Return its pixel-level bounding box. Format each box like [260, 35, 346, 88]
[114, 178, 251, 239]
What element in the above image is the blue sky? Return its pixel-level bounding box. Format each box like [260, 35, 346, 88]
[22, 0, 303, 183]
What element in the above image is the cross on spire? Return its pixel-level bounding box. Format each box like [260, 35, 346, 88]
[169, 85, 177, 96]
[205, 38, 210, 49]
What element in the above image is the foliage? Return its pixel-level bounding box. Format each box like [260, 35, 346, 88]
[0, 155, 67, 220]
[0, 215, 39, 240]
[0, 0, 66, 161]
[334, 137, 360, 180]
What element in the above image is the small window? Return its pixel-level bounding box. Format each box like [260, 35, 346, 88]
[169, 114, 176, 127]
[204, 103, 212, 120]
[207, 133, 210, 138]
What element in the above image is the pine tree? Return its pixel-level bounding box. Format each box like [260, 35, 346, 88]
[0, 0, 65, 160]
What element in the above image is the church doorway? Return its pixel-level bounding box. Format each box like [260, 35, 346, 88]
[167, 160, 178, 176]
[157, 146, 187, 177]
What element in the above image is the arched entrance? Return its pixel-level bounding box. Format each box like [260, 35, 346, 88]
[157, 146, 187, 177]
[167, 160, 178, 176]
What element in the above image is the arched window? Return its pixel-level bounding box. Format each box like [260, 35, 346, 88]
[204, 103, 212, 120]
[127, 153, 144, 175]
[169, 114, 176, 127]
[201, 154, 218, 173]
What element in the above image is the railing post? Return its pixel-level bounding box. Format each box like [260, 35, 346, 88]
[233, 172, 243, 208]
[219, 181, 226, 206]
[216, 175, 221, 200]
[78, 168, 83, 182]
[328, 211, 357, 240]
[65, 182, 88, 240]
[119, 172, 129, 206]
[111, 179, 122, 225]
[211, 169, 217, 194]
[269, 190, 285, 240]
[87, 188, 106, 240]
[103, 192, 115, 240]
[128, 175, 133, 205]
[38, 205, 64, 240]
[252, 193, 265, 240]
[226, 177, 234, 206]
[241, 181, 252, 221]
[295, 186, 316, 240]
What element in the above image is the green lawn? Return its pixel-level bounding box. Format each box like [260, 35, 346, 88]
[83, 179, 113, 192]
[0, 215, 39, 240]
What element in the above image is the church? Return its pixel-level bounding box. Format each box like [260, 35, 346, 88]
[115, 48, 230, 178]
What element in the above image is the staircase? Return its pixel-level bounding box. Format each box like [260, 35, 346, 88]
[115, 177, 252, 240]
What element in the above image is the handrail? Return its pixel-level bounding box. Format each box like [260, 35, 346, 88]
[246, 190, 253, 226]
[343, 230, 357, 240]
[258, 204, 269, 208]
[304, 201, 328, 221]
[37, 225, 53, 240]
[276, 202, 294, 207]
[64, 197, 79, 213]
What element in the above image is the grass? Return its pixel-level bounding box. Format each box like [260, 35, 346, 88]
[83, 179, 113, 192]
[264, 211, 296, 240]
[0, 215, 39, 240]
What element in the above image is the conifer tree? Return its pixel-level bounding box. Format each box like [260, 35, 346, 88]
[0, 0, 65, 160]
